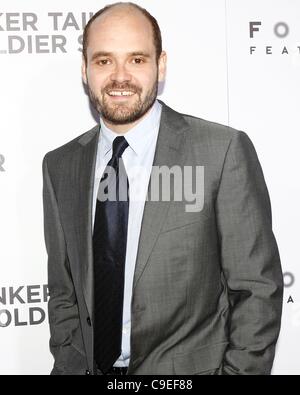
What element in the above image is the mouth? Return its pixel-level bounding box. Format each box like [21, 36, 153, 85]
[106, 90, 136, 99]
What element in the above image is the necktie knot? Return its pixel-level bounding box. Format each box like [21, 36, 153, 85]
[112, 136, 129, 159]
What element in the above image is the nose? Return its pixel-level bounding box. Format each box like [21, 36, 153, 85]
[110, 62, 132, 83]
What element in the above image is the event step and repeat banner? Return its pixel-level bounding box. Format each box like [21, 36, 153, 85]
[0, 0, 299, 374]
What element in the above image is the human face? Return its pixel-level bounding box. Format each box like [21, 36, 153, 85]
[82, 8, 166, 132]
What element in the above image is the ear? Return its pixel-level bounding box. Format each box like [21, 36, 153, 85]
[81, 57, 87, 84]
[158, 51, 167, 82]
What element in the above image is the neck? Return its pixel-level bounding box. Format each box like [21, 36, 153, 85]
[102, 105, 154, 134]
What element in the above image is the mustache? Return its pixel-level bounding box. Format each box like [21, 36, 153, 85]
[103, 83, 142, 94]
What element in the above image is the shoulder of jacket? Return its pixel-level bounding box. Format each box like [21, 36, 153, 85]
[43, 124, 98, 164]
[181, 112, 242, 142]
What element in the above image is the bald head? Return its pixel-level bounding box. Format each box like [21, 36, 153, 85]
[82, 2, 162, 65]
[98, 2, 143, 17]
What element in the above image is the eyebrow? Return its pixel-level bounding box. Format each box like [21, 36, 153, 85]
[91, 51, 151, 61]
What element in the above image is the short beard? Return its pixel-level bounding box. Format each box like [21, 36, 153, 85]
[87, 79, 158, 125]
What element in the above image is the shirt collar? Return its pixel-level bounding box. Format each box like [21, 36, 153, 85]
[99, 100, 162, 157]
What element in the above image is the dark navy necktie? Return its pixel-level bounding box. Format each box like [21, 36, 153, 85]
[93, 136, 129, 374]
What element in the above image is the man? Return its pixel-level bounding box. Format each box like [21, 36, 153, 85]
[42, 2, 283, 375]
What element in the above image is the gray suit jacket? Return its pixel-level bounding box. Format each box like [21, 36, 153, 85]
[42, 101, 283, 375]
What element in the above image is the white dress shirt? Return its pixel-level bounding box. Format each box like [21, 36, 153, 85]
[92, 100, 162, 367]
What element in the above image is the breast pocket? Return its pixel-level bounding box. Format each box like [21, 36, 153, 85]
[160, 201, 211, 234]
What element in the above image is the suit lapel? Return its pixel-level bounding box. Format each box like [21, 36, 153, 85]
[74, 125, 99, 319]
[132, 102, 190, 290]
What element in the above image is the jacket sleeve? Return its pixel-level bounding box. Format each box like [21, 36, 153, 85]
[215, 131, 283, 375]
[42, 153, 81, 374]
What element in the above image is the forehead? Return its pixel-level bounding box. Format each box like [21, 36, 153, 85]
[87, 9, 155, 55]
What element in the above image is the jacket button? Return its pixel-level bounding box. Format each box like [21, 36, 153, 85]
[85, 369, 91, 375]
[87, 317, 91, 326]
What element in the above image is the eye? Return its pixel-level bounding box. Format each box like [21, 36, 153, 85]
[98, 59, 111, 65]
[132, 57, 144, 64]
